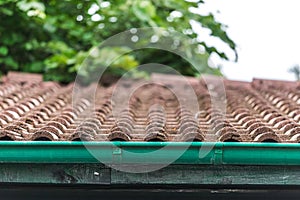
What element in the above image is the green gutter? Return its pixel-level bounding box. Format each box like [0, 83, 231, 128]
[0, 142, 299, 165]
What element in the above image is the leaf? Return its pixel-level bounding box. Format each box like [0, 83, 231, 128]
[24, 42, 33, 50]
[0, 0, 236, 82]
[29, 61, 44, 72]
[2, 57, 18, 69]
[0, 7, 13, 16]
[132, 1, 156, 22]
[43, 22, 56, 33]
[0, 46, 8, 56]
[17, 0, 45, 12]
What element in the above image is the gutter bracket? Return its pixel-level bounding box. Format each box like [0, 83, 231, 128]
[112, 147, 122, 164]
[213, 143, 223, 165]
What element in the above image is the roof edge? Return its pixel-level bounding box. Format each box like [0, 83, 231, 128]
[0, 141, 299, 165]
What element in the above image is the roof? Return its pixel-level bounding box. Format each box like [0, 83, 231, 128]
[0, 71, 299, 143]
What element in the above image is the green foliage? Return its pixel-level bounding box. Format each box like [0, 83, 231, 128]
[289, 65, 300, 81]
[0, 0, 236, 83]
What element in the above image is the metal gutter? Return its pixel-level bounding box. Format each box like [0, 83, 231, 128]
[0, 141, 299, 165]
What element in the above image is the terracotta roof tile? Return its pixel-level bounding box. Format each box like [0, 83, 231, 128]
[0, 72, 299, 143]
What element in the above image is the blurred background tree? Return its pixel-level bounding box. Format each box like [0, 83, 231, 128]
[289, 65, 300, 81]
[0, 0, 236, 83]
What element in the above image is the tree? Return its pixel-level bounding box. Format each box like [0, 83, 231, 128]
[0, 0, 236, 83]
[289, 65, 300, 81]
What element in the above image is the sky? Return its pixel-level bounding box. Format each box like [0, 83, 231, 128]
[198, 0, 300, 81]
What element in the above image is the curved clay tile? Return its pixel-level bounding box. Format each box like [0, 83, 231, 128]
[33, 112, 49, 121]
[267, 115, 286, 124]
[178, 121, 199, 133]
[289, 133, 300, 142]
[178, 131, 205, 142]
[216, 126, 238, 137]
[0, 72, 299, 142]
[46, 122, 67, 132]
[285, 127, 300, 137]
[144, 131, 168, 142]
[8, 107, 25, 116]
[263, 113, 282, 122]
[213, 121, 233, 132]
[39, 126, 63, 136]
[56, 115, 74, 125]
[219, 132, 242, 142]
[253, 132, 281, 143]
[250, 126, 275, 138]
[81, 118, 101, 129]
[247, 122, 266, 133]
[234, 112, 250, 121]
[111, 125, 132, 136]
[0, 130, 24, 141]
[67, 131, 94, 141]
[31, 130, 59, 141]
[273, 119, 292, 129]
[25, 115, 44, 125]
[3, 111, 19, 119]
[4, 125, 27, 136]
[75, 126, 97, 137]
[288, 109, 300, 118]
[294, 114, 300, 122]
[0, 113, 12, 123]
[107, 131, 131, 141]
[9, 121, 30, 131]
[281, 123, 297, 133]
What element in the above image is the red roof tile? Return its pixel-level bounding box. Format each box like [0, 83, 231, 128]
[0, 72, 299, 143]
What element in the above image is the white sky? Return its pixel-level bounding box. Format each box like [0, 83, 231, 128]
[199, 0, 300, 81]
